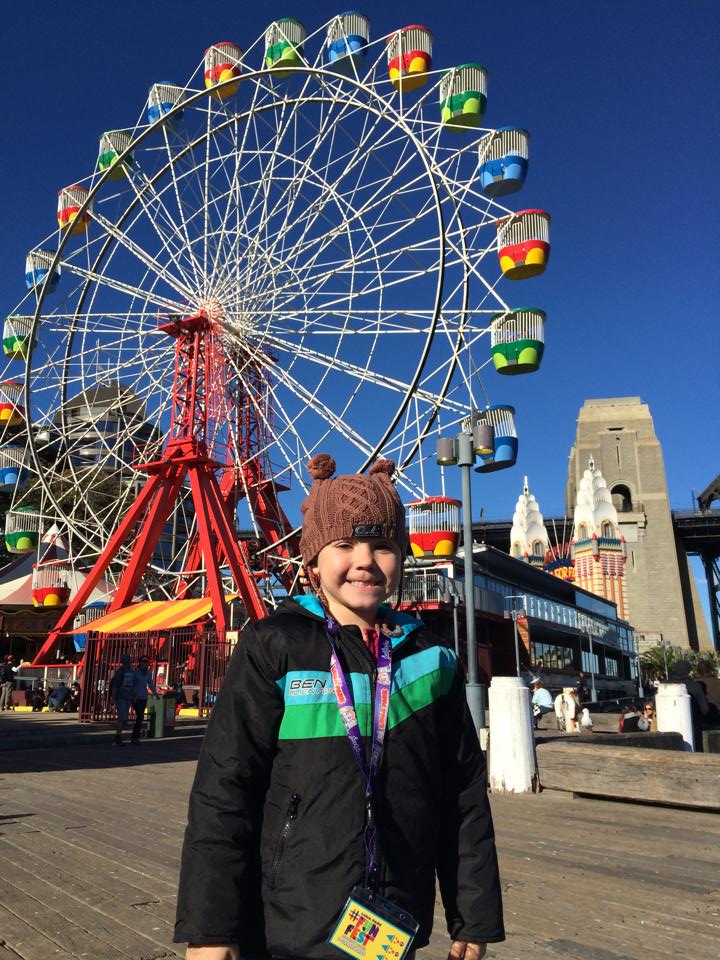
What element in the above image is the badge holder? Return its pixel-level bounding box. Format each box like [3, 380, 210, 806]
[329, 885, 419, 960]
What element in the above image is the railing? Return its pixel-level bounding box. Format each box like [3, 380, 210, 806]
[78, 628, 233, 722]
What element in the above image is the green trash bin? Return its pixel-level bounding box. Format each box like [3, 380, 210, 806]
[146, 692, 178, 738]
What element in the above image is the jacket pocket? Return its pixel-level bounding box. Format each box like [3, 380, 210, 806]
[269, 792, 300, 891]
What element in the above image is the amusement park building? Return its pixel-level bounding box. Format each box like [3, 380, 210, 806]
[397, 546, 638, 697]
[50, 382, 191, 567]
[54, 382, 157, 469]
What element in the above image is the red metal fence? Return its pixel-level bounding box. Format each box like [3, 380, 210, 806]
[78, 627, 235, 722]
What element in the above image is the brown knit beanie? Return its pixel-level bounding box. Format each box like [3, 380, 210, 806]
[299, 454, 408, 565]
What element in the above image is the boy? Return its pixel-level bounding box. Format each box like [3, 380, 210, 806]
[175, 455, 504, 959]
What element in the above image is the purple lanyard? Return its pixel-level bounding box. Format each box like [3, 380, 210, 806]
[325, 612, 392, 887]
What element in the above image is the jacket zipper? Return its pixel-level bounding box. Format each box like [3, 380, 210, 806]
[269, 793, 300, 890]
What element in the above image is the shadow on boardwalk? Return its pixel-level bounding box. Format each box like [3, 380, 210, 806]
[0, 734, 718, 960]
[1, 712, 206, 773]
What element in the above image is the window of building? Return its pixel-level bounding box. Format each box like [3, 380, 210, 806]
[581, 650, 599, 674]
[601, 521, 613, 538]
[610, 484, 632, 513]
[532, 641, 574, 670]
[578, 523, 588, 540]
[604, 657, 619, 677]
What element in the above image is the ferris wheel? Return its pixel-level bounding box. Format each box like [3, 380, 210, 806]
[1, 14, 551, 633]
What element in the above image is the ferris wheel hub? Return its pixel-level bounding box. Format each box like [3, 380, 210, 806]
[196, 298, 225, 325]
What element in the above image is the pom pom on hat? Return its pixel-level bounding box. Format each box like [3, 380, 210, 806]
[369, 458, 395, 478]
[307, 453, 336, 481]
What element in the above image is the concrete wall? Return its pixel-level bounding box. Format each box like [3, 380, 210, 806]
[567, 398, 711, 651]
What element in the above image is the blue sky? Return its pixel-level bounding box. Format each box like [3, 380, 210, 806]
[1, 0, 718, 525]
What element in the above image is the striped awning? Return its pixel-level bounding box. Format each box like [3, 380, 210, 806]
[69, 596, 234, 634]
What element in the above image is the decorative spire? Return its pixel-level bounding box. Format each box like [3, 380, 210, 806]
[573, 456, 619, 538]
[510, 475, 549, 565]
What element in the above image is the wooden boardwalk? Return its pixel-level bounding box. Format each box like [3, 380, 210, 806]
[0, 726, 718, 960]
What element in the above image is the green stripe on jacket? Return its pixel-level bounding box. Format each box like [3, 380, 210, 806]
[278, 667, 455, 740]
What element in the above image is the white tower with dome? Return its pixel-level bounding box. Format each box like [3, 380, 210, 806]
[571, 457, 628, 619]
[510, 476, 550, 567]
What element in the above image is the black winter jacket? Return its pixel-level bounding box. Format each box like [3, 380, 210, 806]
[175, 596, 504, 957]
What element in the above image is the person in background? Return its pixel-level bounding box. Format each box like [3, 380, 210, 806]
[577, 671, 589, 704]
[531, 678, 554, 729]
[48, 681, 71, 711]
[0, 655, 15, 710]
[641, 700, 656, 731]
[30, 680, 47, 711]
[131, 656, 157, 743]
[62, 681, 81, 713]
[619, 702, 649, 733]
[109, 653, 136, 747]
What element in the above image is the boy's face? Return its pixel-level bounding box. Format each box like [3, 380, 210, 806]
[310, 537, 402, 627]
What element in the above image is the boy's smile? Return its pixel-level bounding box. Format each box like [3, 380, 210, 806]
[309, 537, 402, 628]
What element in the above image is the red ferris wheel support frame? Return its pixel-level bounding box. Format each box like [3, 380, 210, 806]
[33, 311, 268, 665]
[176, 360, 300, 599]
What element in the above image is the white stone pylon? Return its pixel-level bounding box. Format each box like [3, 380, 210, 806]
[488, 676, 536, 793]
[656, 682, 694, 752]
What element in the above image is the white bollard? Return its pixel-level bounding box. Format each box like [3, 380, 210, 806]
[655, 682, 694, 752]
[488, 676, 535, 793]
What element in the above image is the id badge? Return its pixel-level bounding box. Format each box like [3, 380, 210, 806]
[329, 885, 419, 960]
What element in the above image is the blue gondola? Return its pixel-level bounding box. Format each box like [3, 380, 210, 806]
[473, 405, 518, 473]
[25, 250, 60, 293]
[477, 127, 530, 197]
[0, 445, 28, 491]
[326, 12, 370, 72]
[147, 82, 186, 125]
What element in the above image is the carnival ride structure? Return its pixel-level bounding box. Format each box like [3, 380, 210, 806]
[0, 13, 552, 665]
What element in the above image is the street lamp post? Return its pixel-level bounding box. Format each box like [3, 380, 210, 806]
[582, 632, 597, 702]
[503, 595, 528, 678]
[436, 423, 494, 732]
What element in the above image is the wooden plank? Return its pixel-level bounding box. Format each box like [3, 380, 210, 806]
[0, 880, 130, 960]
[0, 906, 75, 960]
[0, 837, 176, 944]
[0, 866, 171, 960]
[536, 742, 720, 808]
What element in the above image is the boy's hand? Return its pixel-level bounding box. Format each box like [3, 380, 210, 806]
[448, 942, 487, 960]
[186, 947, 239, 960]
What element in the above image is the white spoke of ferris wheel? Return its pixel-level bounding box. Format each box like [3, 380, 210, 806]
[273, 104, 436, 280]
[258, 162, 439, 297]
[112, 161, 202, 290]
[248, 307, 440, 336]
[260, 330, 469, 415]
[231, 87, 393, 289]
[155, 123, 209, 286]
[91, 210, 195, 301]
[255, 112, 417, 289]
[263, 356, 375, 460]
[207, 79, 267, 286]
[238, 228, 440, 314]
[217, 87, 299, 292]
[244, 87, 379, 282]
[202, 97, 216, 289]
[57, 260, 185, 314]
[30, 334, 168, 395]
